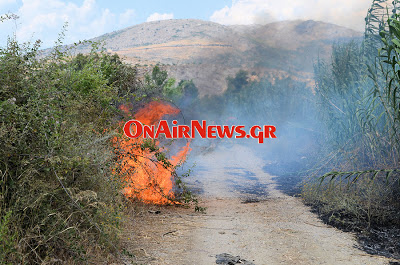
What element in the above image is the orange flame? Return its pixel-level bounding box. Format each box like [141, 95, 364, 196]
[113, 101, 191, 205]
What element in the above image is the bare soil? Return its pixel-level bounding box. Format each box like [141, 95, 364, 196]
[121, 145, 395, 264]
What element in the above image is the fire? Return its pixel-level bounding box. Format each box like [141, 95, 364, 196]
[113, 101, 191, 205]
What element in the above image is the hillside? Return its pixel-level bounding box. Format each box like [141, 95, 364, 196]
[76, 19, 362, 96]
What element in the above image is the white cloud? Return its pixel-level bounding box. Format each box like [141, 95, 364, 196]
[119, 9, 135, 27]
[0, 0, 137, 48]
[210, 0, 372, 31]
[146, 12, 174, 22]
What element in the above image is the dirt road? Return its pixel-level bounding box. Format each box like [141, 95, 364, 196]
[122, 145, 393, 264]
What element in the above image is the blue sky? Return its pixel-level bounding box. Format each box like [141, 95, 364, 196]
[93, 0, 232, 22]
[0, 0, 372, 48]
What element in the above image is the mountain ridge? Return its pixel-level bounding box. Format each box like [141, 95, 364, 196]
[70, 19, 363, 96]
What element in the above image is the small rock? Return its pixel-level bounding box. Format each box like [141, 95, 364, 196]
[216, 253, 255, 265]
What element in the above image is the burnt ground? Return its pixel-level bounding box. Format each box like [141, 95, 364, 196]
[262, 160, 307, 196]
[225, 167, 269, 199]
[261, 158, 400, 261]
[309, 204, 400, 260]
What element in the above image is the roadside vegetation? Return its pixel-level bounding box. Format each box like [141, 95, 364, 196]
[0, 15, 191, 263]
[302, 0, 400, 258]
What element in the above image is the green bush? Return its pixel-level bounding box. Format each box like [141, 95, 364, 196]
[0, 33, 149, 263]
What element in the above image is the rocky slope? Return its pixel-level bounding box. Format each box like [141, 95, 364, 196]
[76, 19, 362, 95]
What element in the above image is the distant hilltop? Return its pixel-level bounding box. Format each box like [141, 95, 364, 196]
[67, 19, 363, 96]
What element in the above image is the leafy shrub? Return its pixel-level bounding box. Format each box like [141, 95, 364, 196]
[0, 31, 151, 263]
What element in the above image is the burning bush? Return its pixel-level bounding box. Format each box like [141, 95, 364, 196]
[113, 101, 191, 205]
